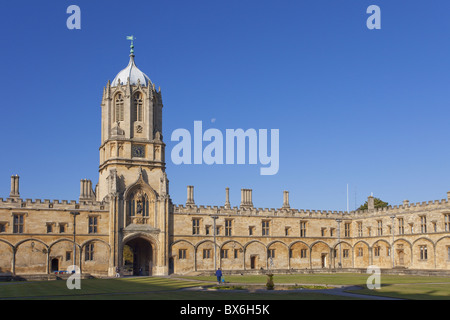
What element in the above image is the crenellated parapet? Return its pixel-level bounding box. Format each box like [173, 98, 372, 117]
[350, 197, 450, 218]
[174, 185, 450, 220]
[0, 197, 108, 212]
[173, 203, 348, 219]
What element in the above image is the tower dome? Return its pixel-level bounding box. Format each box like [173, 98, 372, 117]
[111, 54, 151, 87]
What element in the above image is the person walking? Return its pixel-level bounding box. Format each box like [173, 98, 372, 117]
[215, 268, 222, 284]
[115, 266, 120, 278]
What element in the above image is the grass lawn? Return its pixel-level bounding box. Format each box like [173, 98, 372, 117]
[347, 283, 450, 300]
[0, 276, 354, 300]
[179, 273, 450, 300]
[0, 273, 449, 300]
[179, 273, 450, 286]
[0, 277, 205, 300]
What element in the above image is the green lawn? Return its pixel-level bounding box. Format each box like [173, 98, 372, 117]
[347, 283, 450, 300]
[180, 273, 450, 286]
[179, 273, 450, 300]
[0, 273, 449, 300]
[0, 276, 352, 300]
[0, 277, 205, 300]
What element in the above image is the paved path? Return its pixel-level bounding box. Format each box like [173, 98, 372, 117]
[170, 277, 404, 300]
[0, 276, 405, 300]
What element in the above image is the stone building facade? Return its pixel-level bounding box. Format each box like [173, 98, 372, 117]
[0, 49, 450, 277]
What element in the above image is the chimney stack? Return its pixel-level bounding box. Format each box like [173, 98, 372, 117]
[282, 191, 290, 209]
[240, 189, 253, 208]
[186, 185, 195, 205]
[368, 194, 375, 210]
[224, 187, 231, 209]
[79, 179, 95, 201]
[10, 175, 19, 198]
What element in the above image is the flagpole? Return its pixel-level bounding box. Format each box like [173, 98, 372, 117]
[347, 184, 349, 213]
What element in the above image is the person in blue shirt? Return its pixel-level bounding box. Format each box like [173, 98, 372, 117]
[215, 268, 222, 284]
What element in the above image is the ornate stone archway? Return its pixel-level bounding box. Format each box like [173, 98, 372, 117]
[122, 234, 157, 276]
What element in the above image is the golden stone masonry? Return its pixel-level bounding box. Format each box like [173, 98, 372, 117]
[1, 50, 450, 278]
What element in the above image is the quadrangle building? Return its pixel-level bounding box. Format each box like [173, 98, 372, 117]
[1, 47, 450, 278]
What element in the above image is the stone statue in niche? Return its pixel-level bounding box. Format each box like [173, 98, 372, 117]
[136, 200, 142, 214]
[160, 172, 168, 196]
[108, 169, 119, 195]
[111, 121, 125, 136]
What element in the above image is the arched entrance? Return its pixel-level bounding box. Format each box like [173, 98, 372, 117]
[51, 258, 59, 272]
[123, 237, 154, 276]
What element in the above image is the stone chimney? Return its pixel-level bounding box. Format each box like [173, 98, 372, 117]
[368, 194, 375, 210]
[186, 185, 195, 205]
[240, 189, 253, 208]
[224, 187, 231, 209]
[10, 175, 19, 198]
[80, 179, 95, 201]
[282, 191, 290, 209]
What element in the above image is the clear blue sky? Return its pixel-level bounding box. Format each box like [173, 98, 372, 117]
[0, 0, 449, 211]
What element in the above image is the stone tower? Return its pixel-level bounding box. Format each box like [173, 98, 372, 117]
[98, 41, 170, 276]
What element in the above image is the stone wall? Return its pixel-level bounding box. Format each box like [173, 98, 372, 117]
[0, 198, 110, 276]
[169, 190, 450, 274]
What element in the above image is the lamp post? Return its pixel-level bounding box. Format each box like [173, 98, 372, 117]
[336, 219, 342, 268]
[391, 215, 395, 268]
[70, 211, 80, 268]
[212, 216, 219, 271]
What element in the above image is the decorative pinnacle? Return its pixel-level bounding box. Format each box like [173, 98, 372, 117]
[126, 35, 136, 55]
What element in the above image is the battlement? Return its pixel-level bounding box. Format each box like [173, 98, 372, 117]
[172, 203, 348, 218]
[0, 197, 108, 211]
[175, 186, 354, 218]
[1, 175, 106, 212]
[352, 197, 450, 217]
[174, 186, 450, 220]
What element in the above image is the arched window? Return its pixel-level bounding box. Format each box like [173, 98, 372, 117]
[115, 93, 124, 122]
[133, 92, 143, 122]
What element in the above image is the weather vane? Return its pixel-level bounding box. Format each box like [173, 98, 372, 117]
[126, 35, 136, 55]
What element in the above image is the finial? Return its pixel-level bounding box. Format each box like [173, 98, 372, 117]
[126, 35, 136, 56]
